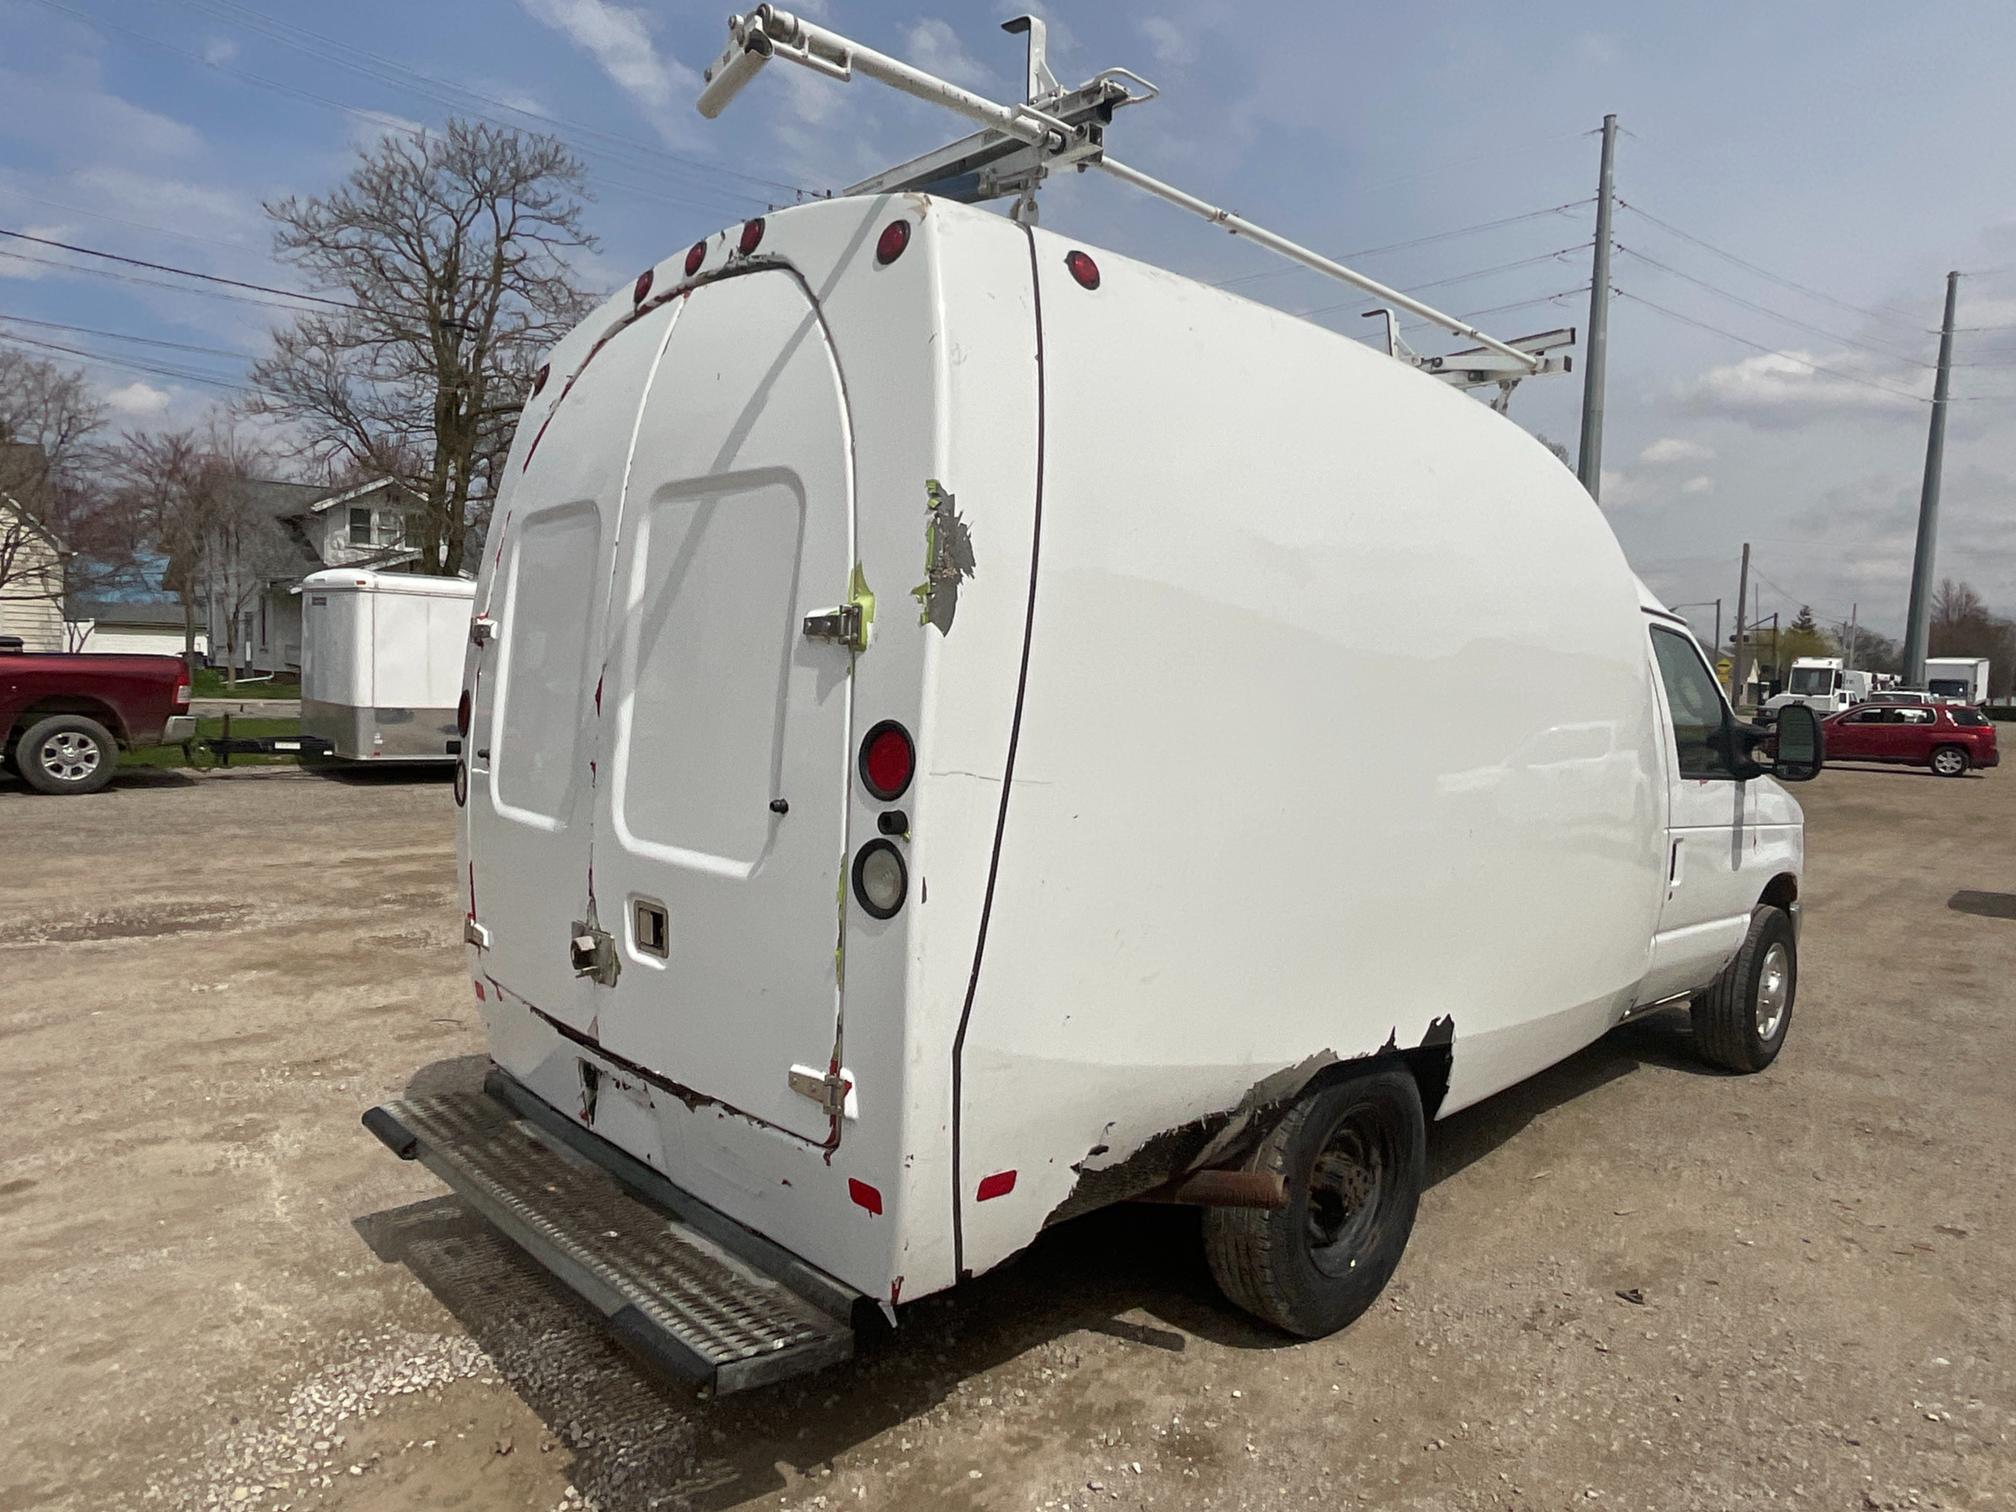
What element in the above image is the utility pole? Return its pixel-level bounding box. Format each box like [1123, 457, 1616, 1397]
[1732, 543, 1751, 704]
[1576, 113, 1618, 501]
[1901, 270, 1960, 686]
[1844, 602, 1859, 671]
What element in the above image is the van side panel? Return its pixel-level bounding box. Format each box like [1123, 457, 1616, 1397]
[953, 230, 1666, 1276]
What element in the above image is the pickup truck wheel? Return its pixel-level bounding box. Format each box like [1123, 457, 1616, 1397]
[1203, 1068, 1424, 1338]
[17, 714, 117, 796]
[1690, 905, 1795, 1073]
[1930, 745, 1969, 777]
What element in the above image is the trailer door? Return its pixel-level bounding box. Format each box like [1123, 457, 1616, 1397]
[589, 272, 854, 1144]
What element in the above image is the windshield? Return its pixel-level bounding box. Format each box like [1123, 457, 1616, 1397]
[1928, 678, 1970, 698]
[1788, 667, 1836, 694]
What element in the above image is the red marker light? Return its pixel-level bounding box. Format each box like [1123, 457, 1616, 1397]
[684, 240, 706, 277]
[858, 720, 915, 801]
[456, 688, 472, 737]
[531, 363, 549, 397]
[739, 217, 765, 255]
[876, 219, 911, 265]
[632, 268, 654, 304]
[1065, 249, 1100, 290]
[848, 1178, 883, 1215]
[977, 1171, 1017, 1201]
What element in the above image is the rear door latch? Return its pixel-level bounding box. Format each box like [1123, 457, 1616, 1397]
[470, 613, 497, 647]
[569, 919, 621, 986]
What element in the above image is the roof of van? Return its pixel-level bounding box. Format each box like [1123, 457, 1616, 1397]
[300, 568, 475, 598]
[1632, 575, 1674, 617]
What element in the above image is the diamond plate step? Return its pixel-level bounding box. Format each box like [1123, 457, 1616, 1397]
[364, 1085, 857, 1393]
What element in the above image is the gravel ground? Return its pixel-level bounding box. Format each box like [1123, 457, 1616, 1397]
[1, 760, 2012, 1511]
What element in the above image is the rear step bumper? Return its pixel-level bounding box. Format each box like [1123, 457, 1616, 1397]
[364, 1070, 859, 1393]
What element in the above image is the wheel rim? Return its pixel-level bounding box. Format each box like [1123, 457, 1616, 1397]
[1305, 1103, 1401, 1278]
[1755, 941, 1790, 1041]
[1934, 749, 1965, 775]
[37, 731, 102, 783]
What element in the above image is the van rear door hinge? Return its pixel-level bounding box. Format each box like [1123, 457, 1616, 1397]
[470, 613, 497, 646]
[788, 1064, 853, 1118]
[569, 919, 621, 986]
[801, 604, 861, 646]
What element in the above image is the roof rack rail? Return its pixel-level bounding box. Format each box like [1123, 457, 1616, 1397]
[698, 8, 1571, 404]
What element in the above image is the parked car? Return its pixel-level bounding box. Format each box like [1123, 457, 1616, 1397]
[1864, 689, 1932, 706]
[366, 189, 1825, 1393]
[1822, 703, 1999, 776]
[0, 648, 193, 794]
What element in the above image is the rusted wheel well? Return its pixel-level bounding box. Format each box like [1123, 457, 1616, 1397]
[1759, 872, 1798, 912]
[1296, 1038, 1455, 1125]
[8, 697, 130, 749]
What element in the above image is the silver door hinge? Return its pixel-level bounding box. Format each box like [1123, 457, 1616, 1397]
[569, 919, 621, 986]
[801, 604, 861, 646]
[788, 1064, 853, 1118]
[470, 614, 497, 647]
[464, 917, 491, 949]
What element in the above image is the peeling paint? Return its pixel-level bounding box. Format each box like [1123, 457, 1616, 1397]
[911, 479, 976, 635]
[847, 561, 876, 653]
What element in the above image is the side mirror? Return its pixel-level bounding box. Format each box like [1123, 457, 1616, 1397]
[1767, 703, 1824, 782]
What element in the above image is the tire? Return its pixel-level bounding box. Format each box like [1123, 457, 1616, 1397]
[1690, 905, 1796, 1073]
[1204, 1068, 1425, 1338]
[16, 714, 118, 796]
[1930, 745, 1969, 778]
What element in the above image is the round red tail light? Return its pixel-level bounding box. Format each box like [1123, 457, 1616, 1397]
[739, 217, 765, 255]
[684, 240, 706, 277]
[859, 719, 915, 800]
[531, 362, 549, 397]
[876, 219, 911, 265]
[456, 688, 471, 737]
[1065, 249, 1100, 290]
[453, 761, 468, 808]
[632, 268, 654, 304]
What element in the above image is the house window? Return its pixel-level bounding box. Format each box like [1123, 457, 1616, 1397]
[349, 506, 373, 545]
[377, 512, 404, 546]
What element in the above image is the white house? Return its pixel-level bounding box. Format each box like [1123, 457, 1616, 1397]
[201, 477, 429, 675]
[66, 599, 208, 658]
[0, 492, 66, 652]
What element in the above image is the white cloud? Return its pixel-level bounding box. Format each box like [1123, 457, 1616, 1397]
[1138, 17, 1198, 69]
[1675, 350, 1925, 428]
[516, 0, 698, 140]
[1639, 436, 1714, 466]
[202, 37, 239, 67]
[0, 65, 204, 163]
[904, 19, 993, 92]
[1680, 475, 1715, 496]
[103, 381, 173, 419]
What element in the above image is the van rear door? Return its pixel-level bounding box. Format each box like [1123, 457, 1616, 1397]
[587, 271, 856, 1144]
[473, 299, 684, 1032]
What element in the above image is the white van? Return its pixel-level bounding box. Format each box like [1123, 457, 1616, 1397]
[367, 195, 1824, 1392]
[299, 569, 474, 762]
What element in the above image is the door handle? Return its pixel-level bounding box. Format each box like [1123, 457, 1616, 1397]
[1668, 838, 1683, 886]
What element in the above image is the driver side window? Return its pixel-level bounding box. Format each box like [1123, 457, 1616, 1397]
[1650, 626, 1736, 779]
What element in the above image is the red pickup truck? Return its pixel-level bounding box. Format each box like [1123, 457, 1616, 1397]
[0, 645, 195, 795]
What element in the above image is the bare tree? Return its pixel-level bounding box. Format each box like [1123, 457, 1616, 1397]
[0, 351, 115, 638]
[248, 119, 595, 575]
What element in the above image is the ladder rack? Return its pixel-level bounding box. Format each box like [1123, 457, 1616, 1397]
[698, 8, 1570, 397]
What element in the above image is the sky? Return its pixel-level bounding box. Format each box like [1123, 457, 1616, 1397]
[5, 0, 2016, 642]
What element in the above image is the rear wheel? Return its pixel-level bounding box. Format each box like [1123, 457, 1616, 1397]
[1204, 1068, 1425, 1337]
[17, 714, 117, 796]
[1930, 745, 1969, 777]
[1691, 905, 1795, 1073]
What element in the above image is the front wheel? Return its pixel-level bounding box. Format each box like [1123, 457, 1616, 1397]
[1930, 745, 1970, 777]
[1204, 1068, 1425, 1338]
[1691, 905, 1796, 1073]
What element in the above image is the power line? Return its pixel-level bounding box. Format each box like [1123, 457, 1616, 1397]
[1617, 200, 1935, 335]
[0, 227, 352, 308]
[0, 312, 254, 361]
[1614, 243, 1935, 367]
[1614, 289, 1931, 402]
[0, 331, 264, 397]
[1295, 243, 1590, 321]
[1210, 199, 1593, 289]
[1397, 286, 1588, 335]
[0, 247, 329, 312]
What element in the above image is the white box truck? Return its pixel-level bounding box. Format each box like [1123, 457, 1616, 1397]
[366, 12, 1826, 1393]
[1764, 656, 1870, 719]
[299, 569, 474, 761]
[1924, 656, 1991, 705]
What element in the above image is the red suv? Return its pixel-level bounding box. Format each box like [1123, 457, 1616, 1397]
[1822, 703, 2000, 777]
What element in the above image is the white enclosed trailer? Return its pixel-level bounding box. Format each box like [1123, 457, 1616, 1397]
[1924, 656, 1991, 705]
[366, 12, 1824, 1393]
[299, 569, 474, 761]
